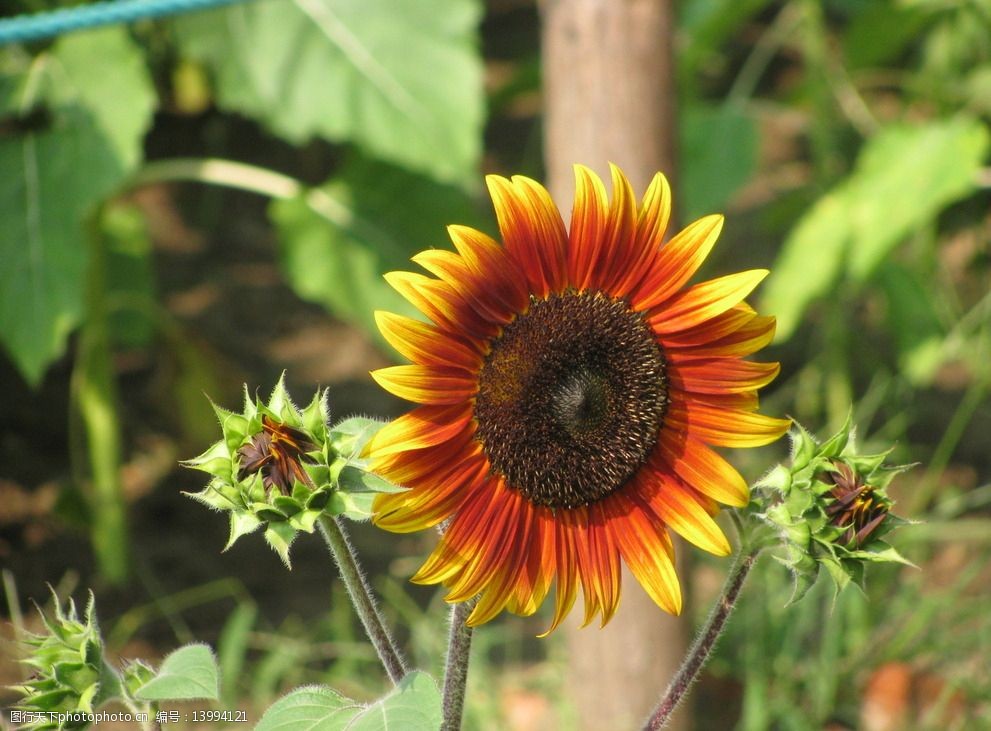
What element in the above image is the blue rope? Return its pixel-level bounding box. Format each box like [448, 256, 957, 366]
[0, 0, 260, 46]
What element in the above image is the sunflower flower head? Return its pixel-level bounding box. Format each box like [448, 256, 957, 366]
[185, 375, 402, 565]
[366, 164, 790, 632]
[756, 417, 913, 603]
[12, 593, 114, 728]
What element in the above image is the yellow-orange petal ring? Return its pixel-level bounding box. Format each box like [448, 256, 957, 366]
[367, 164, 787, 632]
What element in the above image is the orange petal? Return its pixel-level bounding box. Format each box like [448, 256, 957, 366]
[486, 175, 567, 298]
[595, 163, 639, 293]
[649, 269, 768, 334]
[680, 390, 760, 412]
[370, 365, 476, 405]
[370, 427, 475, 483]
[645, 474, 731, 556]
[631, 215, 724, 312]
[445, 483, 529, 604]
[667, 403, 791, 447]
[589, 503, 623, 626]
[413, 249, 514, 325]
[658, 434, 749, 508]
[611, 172, 672, 299]
[365, 404, 473, 459]
[660, 303, 756, 348]
[671, 315, 777, 359]
[412, 480, 509, 586]
[384, 271, 498, 340]
[374, 456, 487, 533]
[669, 358, 781, 394]
[506, 505, 555, 617]
[375, 311, 481, 370]
[539, 514, 580, 636]
[513, 175, 569, 293]
[607, 491, 682, 615]
[467, 498, 535, 625]
[447, 225, 530, 314]
[567, 165, 610, 291]
[635, 172, 673, 252]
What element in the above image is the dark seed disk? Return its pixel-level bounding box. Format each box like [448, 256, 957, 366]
[473, 290, 668, 509]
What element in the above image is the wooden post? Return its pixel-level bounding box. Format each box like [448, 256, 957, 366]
[541, 0, 688, 728]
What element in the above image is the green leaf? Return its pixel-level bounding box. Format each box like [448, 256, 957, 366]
[760, 189, 851, 340]
[845, 118, 988, 279]
[329, 416, 387, 459]
[135, 644, 220, 701]
[679, 103, 757, 220]
[338, 465, 405, 494]
[0, 28, 154, 384]
[763, 117, 988, 340]
[255, 672, 441, 731]
[328, 490, 376, 521]
[173, 0, 484, 184]
[255, 685, 356, 730]
[271, 155, 486, 339]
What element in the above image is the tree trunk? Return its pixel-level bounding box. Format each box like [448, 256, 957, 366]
[541, 1, 688, 728]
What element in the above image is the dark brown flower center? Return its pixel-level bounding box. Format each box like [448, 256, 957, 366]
[473, 290, 668, 509]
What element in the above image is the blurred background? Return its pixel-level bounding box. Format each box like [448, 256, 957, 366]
[1, 0, 989, 729]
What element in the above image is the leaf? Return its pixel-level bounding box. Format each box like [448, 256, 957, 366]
[255, 672, 441, 731]
[271, 155, 487, 340]
[761, 189, 851, 340]
[328, 490, 376, 521]
[329, 416, 387, 460]
[255, 686, 356, 730]
[763, 117, 988, 340]
[845, 118, 988, 279]
[679, 103, 757, 220]
[338, 465, 405, 494]
[135, 644, 220, 701]
[0, 28, 154, 384]
[173, 0, 484, 184]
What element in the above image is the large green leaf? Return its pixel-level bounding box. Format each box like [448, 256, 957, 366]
[270, 156, 487, 340]
[173, 0, 484, 184]
[762, 117, 988, 340]
[844, 119, 988, 279]
[255, 671, 441, 731]
[135, 643, 220, 701]
[0, 28, 154, 384]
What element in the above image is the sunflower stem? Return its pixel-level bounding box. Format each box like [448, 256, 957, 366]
[643, 548, 761, 730]
[317, 515, 408, 684]
[441, 597, 477, 731]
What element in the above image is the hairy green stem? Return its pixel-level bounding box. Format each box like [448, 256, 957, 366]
[317, 516, 408, 684]
[643, 550, 760, 730]
[441, 598, 476, 731]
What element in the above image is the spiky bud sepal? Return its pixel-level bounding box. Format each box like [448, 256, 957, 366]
[755, 416, 914, 603]
[184, 374, 403, 566]
[10, 592, 122, 730]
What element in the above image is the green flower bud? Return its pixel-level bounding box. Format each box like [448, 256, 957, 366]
[12, 593, 121, 729]
[755, 416, 914, 603]
[184, 374, 404, 565]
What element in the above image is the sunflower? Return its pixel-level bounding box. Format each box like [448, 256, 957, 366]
[367, 164, 789, 632]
